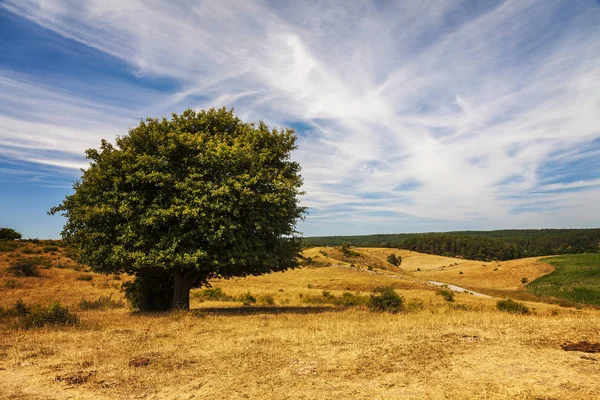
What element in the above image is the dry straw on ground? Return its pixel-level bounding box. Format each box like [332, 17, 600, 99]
[1, 244, 599, 399]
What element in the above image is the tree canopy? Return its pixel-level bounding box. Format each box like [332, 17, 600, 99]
[50, 108, 305, 310]
[0, 227, 22, 240]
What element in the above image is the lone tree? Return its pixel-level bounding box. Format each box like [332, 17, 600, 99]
[50, 108, 305, 310]
[0, 227, 22, 240]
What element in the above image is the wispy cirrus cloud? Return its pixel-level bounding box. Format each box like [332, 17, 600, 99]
[1, 0, 599, 237]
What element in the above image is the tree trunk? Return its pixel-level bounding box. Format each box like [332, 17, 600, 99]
[172, 269, 185, 309]
[172, 269, 205, 310]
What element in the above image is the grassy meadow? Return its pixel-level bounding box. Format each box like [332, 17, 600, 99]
[527, 253, 600, 306]
[1, 241, 599, 399]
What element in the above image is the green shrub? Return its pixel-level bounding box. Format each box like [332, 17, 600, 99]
[521, 277, 528, 284]
[14, 299, 30, 315]
[76, 274, 93, 281]
[496, 299, 529, 315]
[301, 291, 366, 307]
[20, 301, 79, 328]
[0, 240, 19, 252]
[7, 259, 41, 277]
[192, 287, 233, 302]
[4, 279, 21, 288]
[239, 292, 256, 305]
[0, 227, 21, 240]
[43, 246, 59, 253]
[406, 298, 425, 311]
[387, 254, 402, 266]
[21, 247, 41, 255]
[337, 291, 365, 306]
[367, 286, 405, 313]
[79, 295, 125, 310]
[258, 294, 275, 305]
[340, 244, 360, 257]
[437, 289, 455, 302]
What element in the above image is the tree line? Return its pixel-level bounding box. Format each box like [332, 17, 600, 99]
[302, 229, 600, 261]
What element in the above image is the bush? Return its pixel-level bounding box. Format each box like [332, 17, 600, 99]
[14, 299, 30, 315]
[239, 292, 256, 305]
[7, 259, 41, 277]
[496, 299, 529, 315]
[0, 240, 18, 252]
[4, 279, 21, 288]
[367, 286, 405, 313]
[340, 244, 360, 257]
[21, 247, 41, 255]
[79, 295, 125, 310]
[387, 254, 402, 266]
[192, 287, 233, 302]
[406, 298, 425, 311]
[0, 227, 21, 240]
[76, 274, 93, 281]
[43, 246, 59, 253]
[258, 294, 275, 305]
[337, 291, 365, 306]
[20, 301, 79, 328]
[437, 289, 455, 302]
[521, 277, 528, 284]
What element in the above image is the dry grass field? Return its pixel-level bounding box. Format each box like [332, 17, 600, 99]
[1, 243, 599, 399]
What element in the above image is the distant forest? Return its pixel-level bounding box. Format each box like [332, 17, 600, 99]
[302, 229, 600, 261]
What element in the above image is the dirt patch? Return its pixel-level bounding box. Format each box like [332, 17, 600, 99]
[129, 357, 151, 367]
[55, 370, 95, 385]
[561, 341, 600, 353]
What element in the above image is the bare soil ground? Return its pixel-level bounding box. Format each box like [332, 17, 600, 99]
[1, 243, 599, 399]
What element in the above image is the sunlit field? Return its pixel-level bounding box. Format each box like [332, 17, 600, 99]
[1, 242, 599, 399]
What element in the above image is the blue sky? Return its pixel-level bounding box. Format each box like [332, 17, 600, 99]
[1, 0, 599, 239]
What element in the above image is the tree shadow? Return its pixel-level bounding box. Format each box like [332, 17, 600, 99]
[191, 306, 342, 316]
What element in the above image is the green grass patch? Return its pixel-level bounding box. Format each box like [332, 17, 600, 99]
[528, 253, 600, 306]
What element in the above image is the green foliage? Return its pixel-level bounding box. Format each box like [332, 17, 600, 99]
[21, 247, 41, 255]
[50, 108, 305, 310]
[239, 292, 257, 305]
[340, 244, 360, 257]
[7, 258, 41, 277]
[406, 298, 425, 311]
[19, 301, 79, 328]
[0, 227, 22, 240]
[43, 246, 59, 253]
[437, 289, 455, 302]
[302, 229, 600, 261]
[192, 287, 234, 302]
[4, 279, 21, 289]
[337, 291, 365, 306]
[0, 240, 18, 252]
[367, 286, 405, 313]
[79, 295, 125, 310]
[301, 291, 365, 306]
[258, 294, 275, 305]
[386, 253, 402, 266]
[496, 299, 529, 314]
[528, 253, 600, 306]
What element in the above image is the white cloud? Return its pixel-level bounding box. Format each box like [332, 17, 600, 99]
[1, 0, 600, 235]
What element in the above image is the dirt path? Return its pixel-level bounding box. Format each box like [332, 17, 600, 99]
[427, 280, 493, 298]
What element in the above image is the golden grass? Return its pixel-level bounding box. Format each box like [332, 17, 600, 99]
[1, 243, 599, 399]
